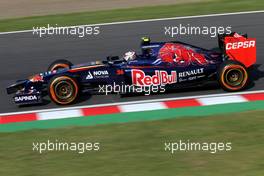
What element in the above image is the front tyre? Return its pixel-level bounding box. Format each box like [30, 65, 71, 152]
[48, 75, 79, 105]
[47, 59, 73, 72]
[218, 60, 249, 91]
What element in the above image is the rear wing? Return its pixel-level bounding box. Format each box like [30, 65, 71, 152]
[218, 32, 256, 67]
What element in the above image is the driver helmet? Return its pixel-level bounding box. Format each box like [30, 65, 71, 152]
[124, 51, 136, 61]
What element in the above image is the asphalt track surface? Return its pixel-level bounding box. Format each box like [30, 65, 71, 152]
[0, 12, 263, 114]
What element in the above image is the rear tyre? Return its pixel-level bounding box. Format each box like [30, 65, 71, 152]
[47, 59, 73, 72]
[218, 60, 249, 91]
[48, 75, 79, 105]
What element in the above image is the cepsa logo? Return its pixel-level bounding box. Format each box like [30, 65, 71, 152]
[131, 69, 177, 86]
[224, 36, 256, 67]
[226, 40, 256, 50]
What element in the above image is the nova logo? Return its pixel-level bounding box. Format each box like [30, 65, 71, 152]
[132, 69, 177, 86]
[226, 40, 255, 50]
[86, 72, 93, 79]
[15, 95, 38, 102]
[93, 70, 109, 76]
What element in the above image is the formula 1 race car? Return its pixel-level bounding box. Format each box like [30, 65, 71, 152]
[6, 32, 256, 105]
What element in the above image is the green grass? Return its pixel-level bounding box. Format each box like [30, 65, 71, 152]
[0, 110, 263, 176]
[0, 0, 263, 32]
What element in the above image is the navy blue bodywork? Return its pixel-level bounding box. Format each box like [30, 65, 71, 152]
[7, 40, 225, 105]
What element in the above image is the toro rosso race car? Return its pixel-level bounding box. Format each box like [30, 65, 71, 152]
[7, 32, 256, 105]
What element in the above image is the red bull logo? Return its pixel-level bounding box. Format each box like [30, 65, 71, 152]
[132, 69, 177, 86]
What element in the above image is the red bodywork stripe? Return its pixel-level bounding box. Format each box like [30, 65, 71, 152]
[127, 66, 163, 69]
[68, 65, 104, 73]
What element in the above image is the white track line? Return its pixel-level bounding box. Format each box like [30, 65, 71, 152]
[119, 102, 167, 112]
[0, 10, 263, 35]
[198, 95, 247, 106]
[1, 90, 264, 116]
[38, 109, 83, 120]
